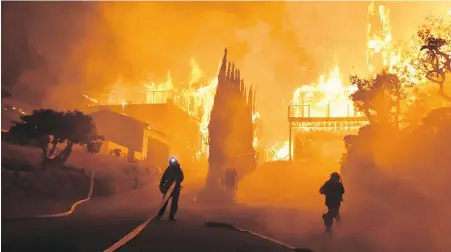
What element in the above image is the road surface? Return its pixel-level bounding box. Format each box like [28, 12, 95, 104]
[2, 187, 310, 252]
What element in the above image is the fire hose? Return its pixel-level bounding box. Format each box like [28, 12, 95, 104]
[103, 181, 176, 252]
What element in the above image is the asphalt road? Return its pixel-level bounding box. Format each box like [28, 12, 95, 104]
[2, 188, 306, 252]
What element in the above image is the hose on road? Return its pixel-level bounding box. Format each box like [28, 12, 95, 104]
[103, 182, 176, 252]
[204, 221, 315, 252]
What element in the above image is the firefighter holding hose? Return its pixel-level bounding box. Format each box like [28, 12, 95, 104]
[157, 157, 184, 221]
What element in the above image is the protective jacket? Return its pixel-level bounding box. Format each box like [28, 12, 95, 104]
[319, 179, 345, 206]
[159, 163, 184, 193]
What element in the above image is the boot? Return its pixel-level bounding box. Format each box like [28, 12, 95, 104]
[335, 214, 341, 224]
[325, 226, 333, 233]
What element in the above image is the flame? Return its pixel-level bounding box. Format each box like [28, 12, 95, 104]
[366, 1, 450, 86]
[82, 94, 99, 104]
[86, 59, 237, 156]
[291, 65, 358, 119]
[270, 3, 451, 161]
[267, 66, 359, 161]
[268, 141, 289, 161]
[185, 75, 219, 145]
[188, 57, 203, 87]
[100, 57, 264, 156]
[269, 1, 392, 161]
[252, 112, 261, 148]
[367, 1, 392, 73]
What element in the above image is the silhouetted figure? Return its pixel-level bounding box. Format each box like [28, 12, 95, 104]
[222, 167, 238, 200]
[157, 157, 184, 221]
[319, 172, 345, 233]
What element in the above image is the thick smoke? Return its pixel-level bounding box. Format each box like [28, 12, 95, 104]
[2, 1, 449, 142]
[3, 2, 451, 252]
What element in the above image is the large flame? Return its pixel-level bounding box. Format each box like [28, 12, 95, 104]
[84, 58, 260, 156]
[269, 2, 451, 162]
[367, 1, 419, 84]
[269, 66, 358, 161]
[291, 66, 357, 118]
[269, 1, 392, 161]
[367, 1, 392, 73]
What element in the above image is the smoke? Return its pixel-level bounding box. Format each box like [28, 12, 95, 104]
[2, 3, 106, 108]
[3, 1, 450, 141]
[234, 155, 451, 252]
[3, 3, 451, 251]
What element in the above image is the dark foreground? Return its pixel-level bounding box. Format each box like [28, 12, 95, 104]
[2, 188, 308, 252]
[3, 216, 295, 252]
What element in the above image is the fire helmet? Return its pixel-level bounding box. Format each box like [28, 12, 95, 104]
[169, 157, 178, 165]
[330, 172, 341, 180]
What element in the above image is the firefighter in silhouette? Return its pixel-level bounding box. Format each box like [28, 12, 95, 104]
[222, 167, 238, 196]
[157, 157, 184, 221]
[319, 172, 345, 232]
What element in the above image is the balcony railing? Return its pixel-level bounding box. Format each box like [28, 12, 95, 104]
[288, 103, 365, 119]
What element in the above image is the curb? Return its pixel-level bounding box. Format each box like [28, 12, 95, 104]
[204, 221, 314, 252]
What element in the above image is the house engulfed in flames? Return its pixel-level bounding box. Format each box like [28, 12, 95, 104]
[83, 56, 262, 165]
[270, 2, 451, 162]
[269, 1, 414, 162]
[84, 91, 203, 164]
[285, 67, 368, 162]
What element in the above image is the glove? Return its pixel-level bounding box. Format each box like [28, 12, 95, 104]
[159, 181, 168, 193]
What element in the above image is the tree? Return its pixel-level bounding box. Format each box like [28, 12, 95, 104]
[416, 16, 451, 102]
[9, 109, 104, 166]
[201, 49, 257, 202]
[414, 107, 451, 145]
[350, 70, 404, 128]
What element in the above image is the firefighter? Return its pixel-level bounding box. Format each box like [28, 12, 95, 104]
[222, 168, 238, 192]
[157, 157, 184, 221]
[319, 172, 345, 232]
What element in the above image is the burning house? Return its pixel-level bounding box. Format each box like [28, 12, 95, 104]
[270, 1, 407, 162]
[286, 66, 368, 162]
[85, 95, 202, 164]
[89, 108, 172, 168]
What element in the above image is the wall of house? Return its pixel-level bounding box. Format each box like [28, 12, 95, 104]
[89, 103, 202, 158]
[100, 140, 152, 161]
[100, 141, 128, 157]
[147, 137, 170, 169]
[89, 109, 146, 153]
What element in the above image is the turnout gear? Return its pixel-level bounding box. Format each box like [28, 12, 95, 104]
[320, 172, 345, 232]
[158, 158, 184, 220]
